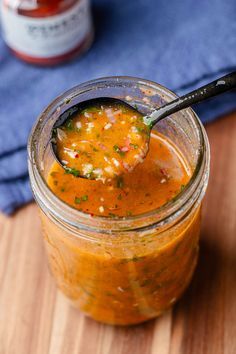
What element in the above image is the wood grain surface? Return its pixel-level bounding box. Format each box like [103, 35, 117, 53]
[0, 113, 235, 354]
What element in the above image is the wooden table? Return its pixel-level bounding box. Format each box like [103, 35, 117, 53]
[0, 113, 236, 354]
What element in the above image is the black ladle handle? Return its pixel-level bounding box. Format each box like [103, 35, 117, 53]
[145, 71, 236, 126]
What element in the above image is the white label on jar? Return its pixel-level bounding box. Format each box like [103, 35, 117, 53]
[0, 0, 92, 58]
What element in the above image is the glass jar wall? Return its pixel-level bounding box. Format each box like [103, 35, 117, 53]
[28, 77, 210, 325]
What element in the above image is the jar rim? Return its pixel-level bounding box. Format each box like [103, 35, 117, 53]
[28, 76, 210, 234]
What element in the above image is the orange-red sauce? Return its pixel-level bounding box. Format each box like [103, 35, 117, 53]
[49, 132, 191, 217]
[54, 100, 150, 180]
[43, 113, 200, 326]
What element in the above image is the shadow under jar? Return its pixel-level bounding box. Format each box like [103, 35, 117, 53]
[28, 77, 210, 325]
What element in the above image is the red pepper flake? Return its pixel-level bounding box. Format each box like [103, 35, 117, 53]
[160, 168, 167, 176]
[90, 213, 94, 217]
[75, 154, 79, 158]
[160, 168, 170, 179]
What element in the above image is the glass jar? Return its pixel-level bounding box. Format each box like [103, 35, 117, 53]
[28, 77, 210, 325]
[0, 0, 93, 65]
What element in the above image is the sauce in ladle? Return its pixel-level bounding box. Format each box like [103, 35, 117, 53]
[53, 99, 150, 181]
[53, 72, 236, 181]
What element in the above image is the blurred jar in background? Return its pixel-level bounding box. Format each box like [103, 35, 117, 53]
[0, 0, 93, 65]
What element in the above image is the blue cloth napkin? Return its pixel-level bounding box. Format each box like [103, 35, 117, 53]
[0, 0, 236, 215]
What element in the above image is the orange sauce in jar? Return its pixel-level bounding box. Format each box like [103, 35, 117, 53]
[42, 114, 201, 324]
[49, 132, 190, 217]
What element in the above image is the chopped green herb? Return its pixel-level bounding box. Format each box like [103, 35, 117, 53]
[53, 180, 58, 186]
[86, 172, 95, 179]
[75, 197, 81, 204]
[66, 106, 78, 117]
[65, 119, 74, 131]
[138, 116, 144, 123]
[113, 145, 125, 157]
[117, 193, 122, 200]
[113, 145, 120, 152]
[50, 171, 57, 177]
[65, 168, 80, 177]
[116, 176, 124, 188]
[129, 143, 139, 149]
[126, 211, 133, 216]
[61, 187, 65, 192]
[82, 106, 101, 114]
[74, 194, 88, 203]
[108, 212, 116, 218]
[136, 126, 145, 133]
[120, 106, 129, 114]
[180, 184, 185, 192]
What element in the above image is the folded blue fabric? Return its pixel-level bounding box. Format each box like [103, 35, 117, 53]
[0, 0, 236, 214]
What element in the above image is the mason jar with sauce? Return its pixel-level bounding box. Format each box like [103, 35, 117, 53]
[28, 77, 210, 325]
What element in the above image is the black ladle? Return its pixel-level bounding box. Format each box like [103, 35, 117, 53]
[143, 71, 236, 127]
[51, 71, 236, 178]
